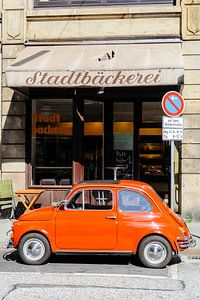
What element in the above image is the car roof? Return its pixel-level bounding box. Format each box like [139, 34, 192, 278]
[73, 180, 153, 191]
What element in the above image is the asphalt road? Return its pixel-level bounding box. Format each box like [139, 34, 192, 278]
[0, 250, 200, 300]
[0, 249, 169, 276]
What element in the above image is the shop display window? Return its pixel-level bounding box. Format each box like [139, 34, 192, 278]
[31, 99, 73, 185]
[140, 102, 169, 182]
[139, 133, 169, 180]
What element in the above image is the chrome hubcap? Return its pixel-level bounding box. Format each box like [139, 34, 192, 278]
[23, 238, 45, 261]
[144, 242, 167, 265]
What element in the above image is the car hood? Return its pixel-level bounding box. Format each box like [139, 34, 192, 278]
[18, 206, 55, 221]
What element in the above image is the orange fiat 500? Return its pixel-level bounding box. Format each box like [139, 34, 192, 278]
[7, 180, 195, 268]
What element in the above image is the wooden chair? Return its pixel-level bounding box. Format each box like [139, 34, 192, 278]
[60, 179, 70, 185]
[40, 178, 56, 185]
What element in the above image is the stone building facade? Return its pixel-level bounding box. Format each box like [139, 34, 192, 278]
[0, 0, 200, 219]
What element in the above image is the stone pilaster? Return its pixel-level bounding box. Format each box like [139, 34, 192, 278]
[1, 0, 26, 190]
[182, 0, 200, 220]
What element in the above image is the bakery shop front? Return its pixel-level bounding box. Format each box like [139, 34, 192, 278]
[6, 41, 183, 199]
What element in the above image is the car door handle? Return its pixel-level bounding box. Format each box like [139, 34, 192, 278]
[106, 216, 117, 220]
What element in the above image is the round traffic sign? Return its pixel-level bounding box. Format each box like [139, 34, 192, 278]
[161, 91, 185, 117]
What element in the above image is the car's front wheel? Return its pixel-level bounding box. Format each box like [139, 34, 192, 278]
[138, 235, 172, 268]
[18, 233, 51, 265]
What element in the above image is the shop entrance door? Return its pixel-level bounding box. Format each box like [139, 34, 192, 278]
[109, 102, 134, 180]
[84, 100, 135, 181]
[84, 100, 103, 180]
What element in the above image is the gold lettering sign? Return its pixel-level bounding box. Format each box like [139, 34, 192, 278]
[26, 70, 162, 87]
[32, 113, 72, 136]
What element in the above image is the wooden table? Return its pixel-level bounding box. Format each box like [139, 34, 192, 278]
[15, 189, 44, 213]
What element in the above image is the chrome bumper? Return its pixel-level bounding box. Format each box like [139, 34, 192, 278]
[176, 236, 196, 250]
[5, 230, 14, 248]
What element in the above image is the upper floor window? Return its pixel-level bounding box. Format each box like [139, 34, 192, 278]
[35, 0, 175, 8]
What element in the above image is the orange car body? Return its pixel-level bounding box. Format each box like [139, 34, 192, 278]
[11, 180, 194, 256]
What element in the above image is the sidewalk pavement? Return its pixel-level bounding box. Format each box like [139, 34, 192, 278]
[182, 221, 200, 258]
[0, 217, 200, 257]
[0, 218, 12, 249]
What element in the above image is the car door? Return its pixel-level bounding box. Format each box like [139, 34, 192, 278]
[55, 188, 117, 250]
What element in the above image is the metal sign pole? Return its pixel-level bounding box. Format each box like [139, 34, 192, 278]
[162, 91, 185, 211]
[170, 140, 174, 211]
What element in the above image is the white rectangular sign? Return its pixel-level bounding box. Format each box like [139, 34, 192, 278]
[162, 128, 183, 141]
[162, 116, 183, 129]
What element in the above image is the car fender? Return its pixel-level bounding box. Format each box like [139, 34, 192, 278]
[133, 228, 178, 254]
[14, 221, 56, 251]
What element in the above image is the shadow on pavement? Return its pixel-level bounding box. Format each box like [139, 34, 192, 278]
[2, 250, 181, 269]
[168, 255, 182, 265]
[49, 253, 133, 265]
[3, 250, 22, 264]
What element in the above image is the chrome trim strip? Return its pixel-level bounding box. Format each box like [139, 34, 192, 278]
[55, 250, 132, 255]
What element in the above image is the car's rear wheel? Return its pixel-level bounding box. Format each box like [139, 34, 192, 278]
[18, 233, 51, 265]
[138, 235, 172, 268]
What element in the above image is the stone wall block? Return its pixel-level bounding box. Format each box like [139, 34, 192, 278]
[2, 130, 25, 144]
[27, 17, 180, 40]
[184, 55, 200, 69]
[3, 58, 14, 72]
[0, 24, 2, 43]
[2, 73, 6, 87]
[184, 70, 200, 84]
[2, 160, 26, 172]
[2, 145, 25, 159]
[183, 114, 200, 129]
[3, 8, 25, 43]
[2, 101, 25, 116]
[184, 114, 200, 129]
[181, 174, 200, 220]
[184, 100, 200, 113]
[3, 0, 25, 7]
[2, 87, 26, 101]
[183, 40, 200, 54]
[2, 45, 25, 59]
[2, 172, 26, 191]
[182, 158, 200, 173]
[182, 85, 200, 99]
[182, 144, 200, 158]
[183, 129, 200, 143]
[2, 116, 25, 130]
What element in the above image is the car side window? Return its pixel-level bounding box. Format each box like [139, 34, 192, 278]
[118, 190, 152, 212]
[67, 191, 83, 209]
[85, 190, 113, 210]
[67, 190, 113, 210]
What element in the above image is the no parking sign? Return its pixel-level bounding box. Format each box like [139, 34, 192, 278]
[162, 91, 185, 117]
